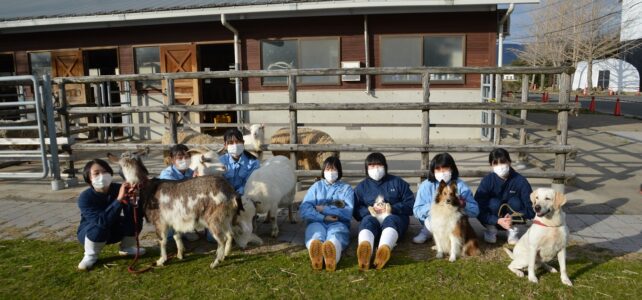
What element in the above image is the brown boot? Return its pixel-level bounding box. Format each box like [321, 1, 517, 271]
[357, 241, 372, 271]
[374, 245, 391, 270]
[322, 240, 337, 272]
[308, 240, 323, 270]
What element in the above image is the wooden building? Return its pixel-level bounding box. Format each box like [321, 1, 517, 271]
[0, 0, 536, 141]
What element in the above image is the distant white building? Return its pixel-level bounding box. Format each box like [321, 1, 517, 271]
[572, 58, 640, 92]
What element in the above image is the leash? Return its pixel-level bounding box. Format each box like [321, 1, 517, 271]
[498, 203, 526, 224]
[125, 183, 154, 274]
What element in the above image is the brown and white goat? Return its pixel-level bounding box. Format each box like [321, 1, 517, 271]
[108, 150, 241, 269]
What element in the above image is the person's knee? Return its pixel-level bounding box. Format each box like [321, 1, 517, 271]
[359, 215, 380, 231]
[84, 226, 109, 243]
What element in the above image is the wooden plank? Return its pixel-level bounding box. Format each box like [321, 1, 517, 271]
[71, 142, 576, 154]
[0, 137, 71, 145]
[288, 75, 298, 165]
[67, 102, 580, 114]
[52, 66, 576, 84]
[519, 74, 529, 162]
[421, 72, 430, 179]
[554, 72, 571, 187]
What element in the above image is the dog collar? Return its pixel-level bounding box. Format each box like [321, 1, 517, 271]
[532, 219, 562, 227]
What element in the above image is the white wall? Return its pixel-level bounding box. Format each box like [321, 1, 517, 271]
[621, 0, 642, 41]
[572, 59, 641, 92]
[244, 89, 483, 142]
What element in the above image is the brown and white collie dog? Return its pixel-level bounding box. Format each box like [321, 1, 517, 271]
[431, 181, 480, 262]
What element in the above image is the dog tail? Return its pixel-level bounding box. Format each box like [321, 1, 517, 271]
[503, 247, 514, 259]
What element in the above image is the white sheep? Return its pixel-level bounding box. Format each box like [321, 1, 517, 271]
[242, 155, 296, 238]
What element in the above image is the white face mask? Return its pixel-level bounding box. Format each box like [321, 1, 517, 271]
[92, 173, 112, 190]
[368, 167, 385, 181]
[176, 159, 189, 171]
[324, 171, 338, 184]
[435, 171, 452, 183]
[227, 144, 244, 157]
[493, 164, 510, 178]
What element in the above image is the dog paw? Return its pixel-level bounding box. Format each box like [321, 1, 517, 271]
[436, 252, 444, 259]
[513, 270, 525, 277]
[156, 258, 166, 267]
[550, 267, 558, 273]
[177, 253, 184, 260]
[528, 275, 539, 284]
[561, 276, 573, 287]
[448, 256, 457, 263]
[210, 260, 220, 269]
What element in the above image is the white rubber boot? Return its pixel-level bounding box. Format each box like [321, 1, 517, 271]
[77, 237, 105, 270]
[118, 236, 146, 256]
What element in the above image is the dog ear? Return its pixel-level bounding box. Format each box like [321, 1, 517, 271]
[553, 192, 567, 209]
[530, 190, 537, 204]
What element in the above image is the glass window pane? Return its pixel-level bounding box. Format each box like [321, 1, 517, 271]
[300, 39, 339, 84]
[381, 36, 422, 83]
[424, 36, 464, 82]
[261, 40, 297, 85]
[29, 52, 51, 78]
[134, 47, 161, 90]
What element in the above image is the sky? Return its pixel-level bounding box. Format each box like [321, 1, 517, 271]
[500, 3, 539, 45]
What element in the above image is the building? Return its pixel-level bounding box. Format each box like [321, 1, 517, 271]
[572, 58, 640, 93]
[0, 0, 536, 141]
[620, 0, 642, 89]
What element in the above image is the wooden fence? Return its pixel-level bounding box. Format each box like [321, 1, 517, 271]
[52, 66, 577, 190]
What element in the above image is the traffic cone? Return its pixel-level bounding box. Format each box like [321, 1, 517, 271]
[614, 98, 622, 116]
[589, 96, 596, 112]
[575, 95, 579, 103]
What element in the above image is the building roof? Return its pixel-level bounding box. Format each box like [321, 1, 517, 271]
[0, 0, 538, 33]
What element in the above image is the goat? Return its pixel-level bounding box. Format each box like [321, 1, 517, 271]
[187, 148, 226, 177]
[107, 150, 241, 269]
[242, 155, 296, 238]
[243, 124, 265, 159]
[270, 127, 338, 170]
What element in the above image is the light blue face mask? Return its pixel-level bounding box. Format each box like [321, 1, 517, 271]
[435, 171, 452, 183]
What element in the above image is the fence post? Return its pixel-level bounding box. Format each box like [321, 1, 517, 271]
[493, 73, 503, 145]
[518, 74, 529, 164]
[43, 75, 64, 190]
[57, 83, 77, 184]
[421, 72, 431, 181]
[553, 71, 571, 193]
[167, 78, 178, 144]
[288, 75, 299, 189]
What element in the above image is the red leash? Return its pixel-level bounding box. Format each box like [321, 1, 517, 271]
[126, 183, 154, 274]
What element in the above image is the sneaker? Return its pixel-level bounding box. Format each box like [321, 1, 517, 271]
[322, 241, 337, 272]
[484, 225, 497, 244]
[374, 245, 391, 270]
[412, 227, 431, 244]
[507, 227, 520, 245]
[357, 241, 372, 271]
[308, 240, 323, 271]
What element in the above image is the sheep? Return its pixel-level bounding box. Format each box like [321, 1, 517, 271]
[270, 127, 339, 170]
[242, 155, 296, 238]
[107, 150, 241, 269]
[187, 148, 226, 177]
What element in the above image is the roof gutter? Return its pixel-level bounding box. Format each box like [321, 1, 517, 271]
[221, 13, 243, 125]
[497, 3, 514, 67]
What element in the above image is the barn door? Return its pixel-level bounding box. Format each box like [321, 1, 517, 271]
[51, 50, 86, 105]
[160, 44, 199, 125]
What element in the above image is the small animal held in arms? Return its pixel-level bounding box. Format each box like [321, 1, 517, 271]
[368, 195, 392, 225]
[107, 150, 242, 269]
[430, 181, 480, 262]
[504, 188, 573, 287]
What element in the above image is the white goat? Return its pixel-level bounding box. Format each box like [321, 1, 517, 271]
[187, 148, 226, 177]
[242, 155, 296, 238]
[243, 124, 265, 159]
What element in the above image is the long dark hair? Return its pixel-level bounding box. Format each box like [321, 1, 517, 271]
[428, 153, 460, 183]
[223, 128, 256, 160]
[489, 148, 512, 165]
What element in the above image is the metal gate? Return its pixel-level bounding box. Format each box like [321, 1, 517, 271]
[480, 73, 494, 141]
[0, 75, 64, 190]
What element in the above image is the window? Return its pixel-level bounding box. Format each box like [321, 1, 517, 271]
[134, 47, 161, 90]
[597, 70, 610, 90]
[261, 38, 340, 85]
[29, 52, 52, 78]
[380, 35, 465, 84]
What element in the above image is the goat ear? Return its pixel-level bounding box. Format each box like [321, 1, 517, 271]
[260, 123, 265, 129]
[553, 192, 567, 209]
[107, 153, 119, 164]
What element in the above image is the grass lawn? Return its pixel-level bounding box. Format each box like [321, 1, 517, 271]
[0, 239, 641, 299]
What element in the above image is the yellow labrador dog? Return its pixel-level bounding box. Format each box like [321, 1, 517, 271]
[504, 188, 573, 286]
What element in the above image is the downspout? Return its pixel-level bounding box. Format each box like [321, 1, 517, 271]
[364, 15, 371, 95]
[498, 3, 514, 67]
[221, 14, 242, 125]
